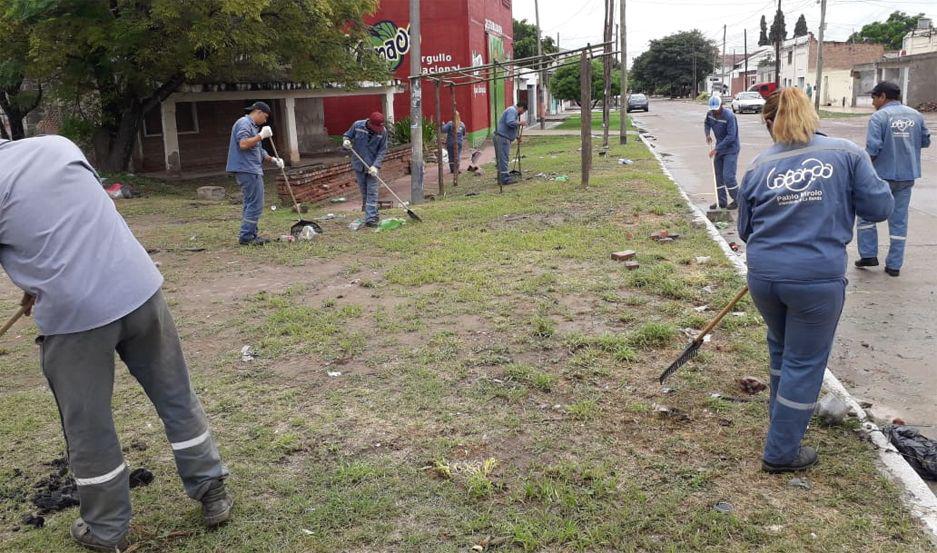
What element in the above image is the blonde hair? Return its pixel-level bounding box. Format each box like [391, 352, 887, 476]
[762, 88, 819, 145]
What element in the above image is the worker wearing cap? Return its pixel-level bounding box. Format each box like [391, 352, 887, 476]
[0, 135, 232, 550]
[342, 112, 389, 228]
[441, 115, 467, 174]
[494, 102, 528, 185]
[704, 94, 741, 210]
[225, 101, 284, 246]
[856, 81, 931, 277]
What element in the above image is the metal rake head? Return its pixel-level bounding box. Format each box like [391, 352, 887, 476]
[658, 341, 702, 384]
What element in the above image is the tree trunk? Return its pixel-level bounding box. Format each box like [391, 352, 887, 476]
[101, 101, 143, 173]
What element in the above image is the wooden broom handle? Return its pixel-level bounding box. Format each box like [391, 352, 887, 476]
[697, 286, 749, 343]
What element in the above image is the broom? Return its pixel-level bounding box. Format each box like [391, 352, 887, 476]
[658, 286, 749, 384]
[348, 146, 423, 222]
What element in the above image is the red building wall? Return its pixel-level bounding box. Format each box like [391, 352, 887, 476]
[323, 0, 513, 145]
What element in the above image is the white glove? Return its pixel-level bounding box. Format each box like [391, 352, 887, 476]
[368, 166, 379, 177]
[342, 138, 352, 150]
[259, 126, 273, 139]
[272, 157, 285, 169]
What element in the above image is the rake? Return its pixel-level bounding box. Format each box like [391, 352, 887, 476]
[659, 286, 749, 384]
[267, 138, 324, 237]
[0, 296, 34, 339]
[348, 146, 423, 222]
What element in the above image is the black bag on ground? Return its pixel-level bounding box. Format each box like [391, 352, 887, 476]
[886, 425, 937, 480]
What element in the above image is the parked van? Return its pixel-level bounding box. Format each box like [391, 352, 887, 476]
[749, 82, 778, 99]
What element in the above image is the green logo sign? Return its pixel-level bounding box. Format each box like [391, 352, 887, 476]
[369, 21, 411, 71]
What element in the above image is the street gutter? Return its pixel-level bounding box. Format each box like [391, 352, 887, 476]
[637, 131, 937, 544]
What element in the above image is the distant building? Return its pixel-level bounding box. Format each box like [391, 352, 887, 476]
[902, 17, 936, 56]
[850, 18, 937, 109]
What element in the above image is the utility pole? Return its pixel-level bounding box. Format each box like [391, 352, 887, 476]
[814, 0, 828, 110]
[409, 0, 424, 204]
[692, 52, 697, 96]
[732, 48, 736, 95]
[534, 0, 545, 130]
[774, 0, 782, 87]
[580, 48, 592, 188]
[619, 0, 627, 144]
[721, 24, 727, 94]
[744, 29, 749, 90]
[602, 0, 613, 148]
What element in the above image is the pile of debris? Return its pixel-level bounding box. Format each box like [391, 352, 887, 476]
[917, 102, 937, 113]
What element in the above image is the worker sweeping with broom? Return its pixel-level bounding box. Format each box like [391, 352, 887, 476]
[441, 114, 466, 175]
[0, 135, 232, 550]
[737, 88, 893, 473]
[343, 112, 389, 228]
[494, 102, 527, 186]
[704, 94, 740, 210]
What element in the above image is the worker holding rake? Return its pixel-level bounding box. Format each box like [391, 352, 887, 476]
[704, 94, 740, 210]
[494, 101, 527, 186]
[737, 88, 892, 473]
[0, 135, 232, 551]
[343, 112, 389, 228]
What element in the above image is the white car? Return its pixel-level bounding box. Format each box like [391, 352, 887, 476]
[731, 92, 766, 114]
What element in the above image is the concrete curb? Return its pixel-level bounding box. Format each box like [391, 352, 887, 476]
[637, 132, 937, 544]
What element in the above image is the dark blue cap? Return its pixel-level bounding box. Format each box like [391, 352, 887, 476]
[245, 101, 272, 115]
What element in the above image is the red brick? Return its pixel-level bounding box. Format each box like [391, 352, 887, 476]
[611, 250, 637, 261]
[625, 261, 640, 270]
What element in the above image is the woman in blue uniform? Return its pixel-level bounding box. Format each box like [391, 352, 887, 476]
[737, 88, 894, 473]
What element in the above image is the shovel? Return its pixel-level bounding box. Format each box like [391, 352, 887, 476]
[347, 146, 422, 223]
[267, 138, 324, 238]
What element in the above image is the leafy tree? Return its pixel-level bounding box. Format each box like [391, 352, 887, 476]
[513, 18, 558, 65]
[0, 2, 41, 140]
[628, 30, 718, 97]
[848, 11, 926, 50]
[769, 9, 787, 44]
[551, 60, 620, 108]
[794, 14, 808, 38]
[759, 15, 770, 46]
[13, 0, 388, 171]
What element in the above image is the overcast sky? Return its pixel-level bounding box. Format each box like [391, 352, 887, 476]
[513, 0, 935, 62]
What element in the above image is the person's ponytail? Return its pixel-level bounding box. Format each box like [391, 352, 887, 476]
[762, 88, 819, 145]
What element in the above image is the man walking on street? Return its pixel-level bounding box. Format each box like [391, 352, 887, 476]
[704, 94, 740, 210]
[441, 114, 466, 174]
[225, 101, 284, 246]
[0, 135, 232, 551]
[856, 81, 931, 277]
[343, 112, 389, 228]
[494, 102, 527, 186]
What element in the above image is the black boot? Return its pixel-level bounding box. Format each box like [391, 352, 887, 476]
[885, 267, 900, 277]
[726, 201, 739, 210]
[762, 446, 818, 474]
[854, 257, 879, 268]
[70, 518, 130, 552]
[201, 479, 234, 527]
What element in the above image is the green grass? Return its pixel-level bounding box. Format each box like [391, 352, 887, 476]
[819, 109, 869, 119]
[0, 133, 929, 552]
[555, 110, 632, 131]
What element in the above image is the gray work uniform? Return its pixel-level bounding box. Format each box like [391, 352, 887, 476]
[0, 136, 227, 544]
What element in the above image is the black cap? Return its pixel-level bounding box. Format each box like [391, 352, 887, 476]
[245, 101, 272, 115]
[870, 81, 901, 100]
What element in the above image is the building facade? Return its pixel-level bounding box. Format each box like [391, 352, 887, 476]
[323, 0, 515, 148]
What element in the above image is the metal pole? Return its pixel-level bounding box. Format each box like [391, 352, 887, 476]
[744, 29, 749, 90]
[693, 52, 697, 96]
[814, 0, 827, 110]
[435, 80, 444, 198]
[722, 24, 727, 94]
[409, 0, 424, 204]
[535, 0, 545, 130]
[602, 0, 613, 148]
[450, 83, 460, 189]
[774, 0, 782, 87]
[580, 49, 592, 188]
[619, 0, 627, 144]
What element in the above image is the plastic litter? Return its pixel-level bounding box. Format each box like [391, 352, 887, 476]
[816, 393, 850, 425]
[714, 221, 730, 230]
[377, 218, 406, 232]
[788, 477, 811, 490]
[128, 468, 154, 489]
[554, 175, 570, 182]
[298, 225, 318, 241]
[713, 501, 734, 514]
[618, 158, 634, 165]
[349, 219, 365, 231]
[241, 345, 255, 362]
[330, 197, 347, 203]
[886, 426, 937, 480]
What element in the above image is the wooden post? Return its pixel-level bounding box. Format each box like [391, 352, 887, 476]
[450, 83, 460, 188]
[619, 0, 627, 144]
[435, 80, 445, 197]
[602, 0, 613, 148]
[580, 49, 592, 189]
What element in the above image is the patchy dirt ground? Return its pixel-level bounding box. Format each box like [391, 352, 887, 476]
[0, 136, 932, 552]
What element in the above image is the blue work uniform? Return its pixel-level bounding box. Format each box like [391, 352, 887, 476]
[442, 121, 466, 174]
[857, 101, 931, 270]
[494, 106, 521, 184]
[704, 108, 741, 207]
[225, 115, 269, 243]
[737, 133, 893, 466]
[343, 120, 388, 223]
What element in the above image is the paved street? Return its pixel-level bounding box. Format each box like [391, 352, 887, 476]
[633, 100, 937, 436]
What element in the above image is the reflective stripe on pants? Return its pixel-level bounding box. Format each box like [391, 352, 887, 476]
[857, 182, 912, 270]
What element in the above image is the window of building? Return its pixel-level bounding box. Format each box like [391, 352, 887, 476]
[787, 51, 793, 65]
[142, 102, 199, 137]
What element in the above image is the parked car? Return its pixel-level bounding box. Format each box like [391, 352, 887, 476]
[749, 82, 778, 99]
[732, 92, 767, 114]
[627, 93, 649, 112]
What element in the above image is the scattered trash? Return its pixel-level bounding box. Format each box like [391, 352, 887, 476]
[278, 234, 295, 243]
[298, 225, 318, 241]
[128, 468, 154, 489]
[618, 158, 634, 165]
[739, 376, 767, 395]
[649, 230, 680, 241]
[660, 387, 675, 395]
[788, 477, 811, 490]
[31, 458, 79, 514]
[330, 197, 347, 203]
[466, 192, 479, 197]
[766, 524, 784, 534]
[319, 213, 337, 221]
[693, 305, 709, 313]
[886, 425, 937, 480]
[105, 182, 136, 199]
[21, 514, 44, 529]
[301, 529, 315, 536]
[611, 250, 637, 262]
[695, 256, 711, 265]
[728, 241, 741, 252]
[816, 393, 850, 425]
[714, 221, 730, 230]
[326, 371, 342, 378]
[653, 403, 691, 421]
[554, 175, 570, 182]
[240, 345, 255, 362]
[377, 218, 407, 232]
[270, 205, 277, 211]
[349, 219, 365, 231]
[713, 501, 734, 514]
[679, 328, 710, 342]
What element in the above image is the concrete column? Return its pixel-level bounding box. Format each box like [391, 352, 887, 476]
[160, 100, 181, 174]
[382, 89, 395, 123]
[282, 97, 300, 164]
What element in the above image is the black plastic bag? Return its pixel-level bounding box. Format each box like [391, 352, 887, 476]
[886, 425, 937, 480]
